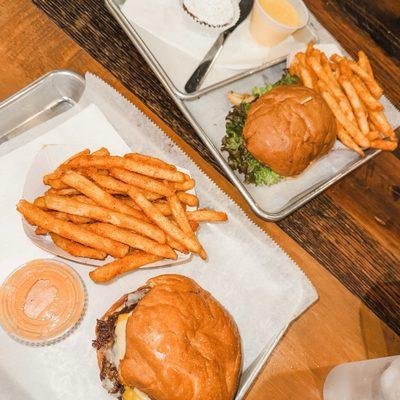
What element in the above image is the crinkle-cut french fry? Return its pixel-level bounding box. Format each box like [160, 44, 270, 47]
[128, 188, 201, 254]
[339, 76, 369, 135]
[92, 147, 110, 156]
[336, 122, 364, 157]
[110, 167, 174, 196]
[16, 200, 128, 258]
[50, 233, 107, 260]
[89, 251, 162, 283]
[61, 170, 147, 220]
[86, 223, 177, 259]
[369, 111, 397, 141]
[65, 155, 185, 182]
[186, 209, 229, 222]
[350, 75, 383, 112]
[44, 194, 166, 244]
[176, 191, 199, 207]
[320, 90, 370, 148]
[124, 153, 177, 171]
[370, 139, 398, 151]
[357, 50, 374, 78]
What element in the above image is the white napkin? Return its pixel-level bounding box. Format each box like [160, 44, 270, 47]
[121, 0, 309, 70]
[0, 74, 317, 400]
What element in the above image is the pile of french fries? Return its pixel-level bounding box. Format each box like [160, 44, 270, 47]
[290, 43, 398, 156]
[16, 148, 227, 283]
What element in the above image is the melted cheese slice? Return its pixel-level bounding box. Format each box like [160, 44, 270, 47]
[114, 313, 151, 400]
[114, 312, 131, 363]
[123, 387, 151, 400]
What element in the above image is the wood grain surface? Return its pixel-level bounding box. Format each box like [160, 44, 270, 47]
[1, 1, 400, 398]
[335, 0, 400, 59]
[27, 0, 400, 335]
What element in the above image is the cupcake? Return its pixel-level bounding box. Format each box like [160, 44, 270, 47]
[182, 0, 240, 31]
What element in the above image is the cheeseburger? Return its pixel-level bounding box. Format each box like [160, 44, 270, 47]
[222, 76, 337, 184]
[93, 275, 242, 400]
[243, 85, 336, 176]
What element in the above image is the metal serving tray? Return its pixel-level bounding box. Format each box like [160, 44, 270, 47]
[105, 0, 318, 100]
[105, 0, 383, 221]
[0, 70, 287, 400]
[0, 70, 85, 148]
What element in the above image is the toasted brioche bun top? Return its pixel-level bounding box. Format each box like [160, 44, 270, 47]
[119, 274, 242, 400]
[243, 85, 336, 176]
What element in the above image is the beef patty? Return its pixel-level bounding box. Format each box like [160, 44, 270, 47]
[92, 289, 149, 399]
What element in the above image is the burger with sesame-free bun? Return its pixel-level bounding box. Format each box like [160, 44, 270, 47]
[93, 275, 242, 400]
[222, 73, 337, 185]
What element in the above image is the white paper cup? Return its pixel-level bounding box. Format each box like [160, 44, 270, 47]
[249, 0, 309, 47]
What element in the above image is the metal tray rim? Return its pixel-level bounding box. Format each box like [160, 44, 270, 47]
[0, 70, 290, 400]
[104, 0, 381, 221]
[0, 69, 85, 109]
[177, 100, 381, 221]
[104, 0, 318, 100]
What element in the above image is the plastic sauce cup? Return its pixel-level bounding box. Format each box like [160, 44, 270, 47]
[0, 259, 86, 346]
[249, 0, 309, 47]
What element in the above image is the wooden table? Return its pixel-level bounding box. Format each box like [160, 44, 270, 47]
[1, 0, 399, 398]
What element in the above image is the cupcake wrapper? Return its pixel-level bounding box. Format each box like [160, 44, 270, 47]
[181, 0, 241, 36]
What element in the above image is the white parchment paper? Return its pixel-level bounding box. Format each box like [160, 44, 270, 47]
[121, 0, 309, 68]
[184, 34, 400, 213]
[0, 74, 317, 400]
[120, 0, 316, 90]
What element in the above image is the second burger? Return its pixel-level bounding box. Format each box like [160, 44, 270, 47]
[93, 274, 242, 400]
[222, 75, 337, 184]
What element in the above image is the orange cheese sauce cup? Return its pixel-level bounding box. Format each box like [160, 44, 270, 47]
[249, 0, 309, 47]
[0, 259, 86, 345]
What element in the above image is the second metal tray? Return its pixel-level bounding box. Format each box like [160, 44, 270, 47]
[105, 0, 318, 100]
[105, 1, 382, 221]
